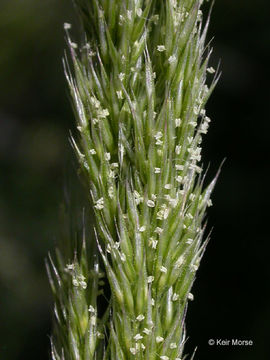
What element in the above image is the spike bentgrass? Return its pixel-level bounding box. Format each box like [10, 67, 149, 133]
[49, 1, 220, 359]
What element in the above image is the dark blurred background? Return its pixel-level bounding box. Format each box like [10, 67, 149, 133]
[0, 0, 269, 359]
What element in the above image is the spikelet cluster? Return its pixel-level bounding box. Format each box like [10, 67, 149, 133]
[47, 213, 108, 360]
[49, 1, 220, 359]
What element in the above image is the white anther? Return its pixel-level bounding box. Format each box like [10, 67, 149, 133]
[157, 45, 166, 52]
[136, 314, 145, 322]
[156, 336, 164, 343]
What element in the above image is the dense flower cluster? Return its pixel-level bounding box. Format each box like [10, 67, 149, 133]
[49, 1, 219, 359]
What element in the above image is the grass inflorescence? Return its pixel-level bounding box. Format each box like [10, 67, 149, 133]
[48, 1, 220, 359]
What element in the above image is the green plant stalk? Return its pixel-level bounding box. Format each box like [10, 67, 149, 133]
[49, 0, 220, 359]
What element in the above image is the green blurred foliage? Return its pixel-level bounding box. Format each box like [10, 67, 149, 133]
[0, 1, 76, 359]
[0, 0, 269, 359]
